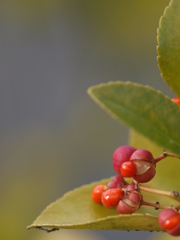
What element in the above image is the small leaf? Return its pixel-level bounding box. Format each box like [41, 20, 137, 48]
[157, 0, 180, 96]
[28, 178, 160, 231]
[88, 81, 180, 155]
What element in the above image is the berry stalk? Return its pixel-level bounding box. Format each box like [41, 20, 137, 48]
[154, 151, 180, 164]
[137, 184, 180, 202]
[173, 203, 180, 211]
[141, 200, 173, 210]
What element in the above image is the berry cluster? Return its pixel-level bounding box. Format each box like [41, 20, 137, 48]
[91, 145, 180, 236]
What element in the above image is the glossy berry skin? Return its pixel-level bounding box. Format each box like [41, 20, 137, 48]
[107, 175, 126, 189]
[130, 149, 156, 183]
[116, 190, 141, 214]
[121, 161, 137, 178]
[91, 185, 107, 203]
[158, 209, 179, 226]
[162, 215, 180, 231]
[112, 145, 136, 175]
[158, 209, 180, 236]
[102, 188, 124, 208]
[172, 97, 180, 106]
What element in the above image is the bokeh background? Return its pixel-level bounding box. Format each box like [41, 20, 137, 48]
[0, 0, 174, 239]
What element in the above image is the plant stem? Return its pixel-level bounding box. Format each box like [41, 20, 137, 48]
[174, 204, 180, 210]
[137, 184, 180, 202]
[141, 200, 180, 211]
[154, 151, 180, 164]
[141, 200, 171, 210]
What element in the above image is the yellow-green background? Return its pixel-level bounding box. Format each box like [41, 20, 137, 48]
[0, 0, 176, 239]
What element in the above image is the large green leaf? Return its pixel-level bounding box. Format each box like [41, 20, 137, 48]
[157, 0, 180, 96]
[28, 178, 161, 232]
[88, 81, 180, 155]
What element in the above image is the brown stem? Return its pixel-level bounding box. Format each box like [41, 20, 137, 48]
[142, 199, 180, 212]
[154, 151, 180, 164]
[138, 184, 180, 202]
[141, 200, 171, 210]
[173, 204, 180, 211]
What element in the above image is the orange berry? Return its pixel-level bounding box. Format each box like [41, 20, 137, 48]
[121, 161, 137, 178]
[172, 97, 180, 106]
[102, 188, 124, 208]
[162, 215, 180, 231]
[91, 185, 107, 203]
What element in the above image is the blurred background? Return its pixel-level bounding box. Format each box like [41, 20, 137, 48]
[0, 0, 175, 239]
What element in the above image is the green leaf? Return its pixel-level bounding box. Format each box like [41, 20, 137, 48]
[28, 178, 160, 231]
[157, 0, 180, 96]
[88, 81, 180, 155]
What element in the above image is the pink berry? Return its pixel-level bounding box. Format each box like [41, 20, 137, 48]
[112, 145, 136, 175]
[158, 209, 180, 236]
[126, 183, 136, 192]
[158, 209, 179, 226]
[107, 175, 126, 189]
[116, 190, 141, 214]
[130, 149, 156, 183]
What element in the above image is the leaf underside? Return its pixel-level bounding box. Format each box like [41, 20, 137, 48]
[88, 81, 180, 155]
[157, 0, 180, 96]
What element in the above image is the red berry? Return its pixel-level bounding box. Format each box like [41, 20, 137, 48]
[172, 97, 180, 106]
[158, 209, 179, 227]
[91, 185, 107, 203]
[112, 145, 136, 175]
[130, 149, 156, 183]
[107, 175, 126, 189]
[158, 209, 180, 236]
[102, 188, 124, 208]
[121, 161, 137, 178]
[162, 215, 180, 231]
